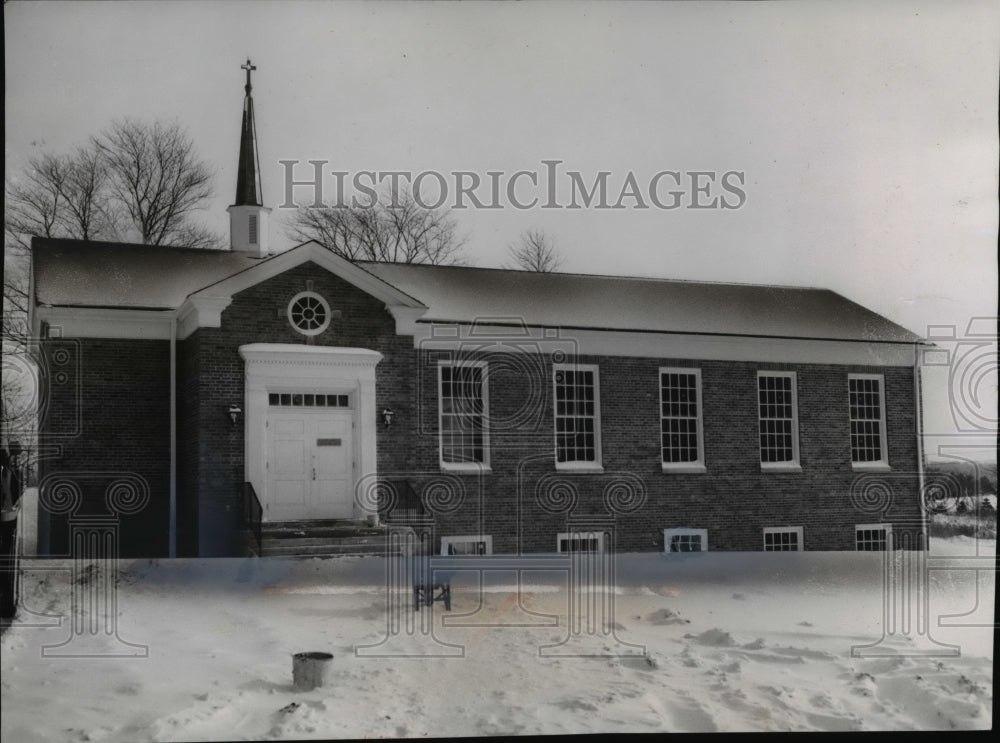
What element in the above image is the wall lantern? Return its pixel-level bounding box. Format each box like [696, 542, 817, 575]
[381, 408, 395, 428]
[228, 404, 243, 425]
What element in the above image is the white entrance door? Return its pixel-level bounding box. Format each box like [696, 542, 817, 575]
[266, 411, 354, 521]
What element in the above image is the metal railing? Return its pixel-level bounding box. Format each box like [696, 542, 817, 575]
[243, 482, 263, 557]
[380, 479, 427, 523]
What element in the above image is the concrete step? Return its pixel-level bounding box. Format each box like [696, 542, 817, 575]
[261, 540, 405, 557]
[260, 520, 386, 540]
[261, 535, 389, 548]
[257, 520, 419, 558]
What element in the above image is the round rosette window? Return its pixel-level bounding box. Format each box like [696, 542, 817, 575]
[287, 291, 332, 336]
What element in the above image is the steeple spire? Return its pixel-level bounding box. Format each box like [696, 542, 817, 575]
[234, 58, 262, 207]
[228, 58, 270, 256]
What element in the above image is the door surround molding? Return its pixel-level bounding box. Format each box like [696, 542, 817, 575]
[239, 344, 382, 522]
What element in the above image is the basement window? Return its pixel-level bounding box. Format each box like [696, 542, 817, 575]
[855, 524, 892, 551]
[664, 528, 708, 553]
[556, 531, 605, 553]
[440, 535, 493, 556]
[763, 526, 803, 551]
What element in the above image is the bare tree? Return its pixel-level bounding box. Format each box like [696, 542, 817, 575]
[3, 148, 110, 353]
[5, 148, 118, 253]
[505, 228, 563, 272]
[1, 261, 30, 367]
[6, 119, 220, 252]
[93, 118, 221, 248]
[285, 186, 466, 264]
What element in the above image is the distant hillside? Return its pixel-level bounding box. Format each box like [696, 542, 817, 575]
[925, 459, 997, 497]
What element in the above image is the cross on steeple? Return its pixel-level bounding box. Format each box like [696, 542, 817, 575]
[242, 58, 256, 94]
[233, 57, 262, 207]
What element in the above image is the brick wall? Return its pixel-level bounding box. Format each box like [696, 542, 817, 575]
[175, 333, 200, 556]
[400, 352, 921, 553]
[193, 261, 921, 554]
[37, 338, 170, 557]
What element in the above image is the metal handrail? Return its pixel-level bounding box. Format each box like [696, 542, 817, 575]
[243, 482, 263, 556]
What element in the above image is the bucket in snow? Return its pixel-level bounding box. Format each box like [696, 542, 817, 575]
[292, 651, 334, 691]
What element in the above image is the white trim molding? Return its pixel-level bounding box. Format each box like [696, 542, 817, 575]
[174, 241, 425, 339]
[239, 343, 383, 522]
[408, 321, 918, 366]
[177, 295, 233, 339]
[191, 240, 425, 309]
[36, 306, 174, 340]
[386, 305, 430, 334]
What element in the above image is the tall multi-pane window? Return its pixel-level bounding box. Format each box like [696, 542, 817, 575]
[660, 368, 704, 470]
[757, 372, 799, 467]
[439, 361, 489, 468]
[849, 374, 888, 467]
[553, 364, 601, 468]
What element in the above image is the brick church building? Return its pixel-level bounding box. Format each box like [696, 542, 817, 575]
[28, 63, 927, 558]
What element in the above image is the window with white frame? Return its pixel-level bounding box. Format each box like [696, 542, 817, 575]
[438, 361, 489, 468]
[849, 374, 888, 467]
[553, 364, 602, 468]
[660, 368, 705, 469]
[758, 372, 799, 467]
[287, 291, 331, 337]
[763, 526, 803, 551]
[663, 528, 708, 552]
[855, 524, 892, 551]
[556, 531, 605, 553]
[441, 535, 493, 556]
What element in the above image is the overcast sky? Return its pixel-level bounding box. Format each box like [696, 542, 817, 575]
[5, 0, 998, 448]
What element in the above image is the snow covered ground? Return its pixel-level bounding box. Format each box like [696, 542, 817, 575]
[1, 537, 993, 741]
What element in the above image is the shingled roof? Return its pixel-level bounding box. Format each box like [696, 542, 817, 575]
[31, 238, 921, 343]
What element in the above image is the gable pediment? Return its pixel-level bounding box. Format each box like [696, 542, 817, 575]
[177, 242, 427, 339]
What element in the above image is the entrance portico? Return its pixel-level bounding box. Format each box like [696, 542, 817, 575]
[239, 344, 382, 523]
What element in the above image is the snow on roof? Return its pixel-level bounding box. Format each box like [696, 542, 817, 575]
[358, 261, 922, 343]
[32, 238, 260, 309]
[30, 238, 921, 342]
